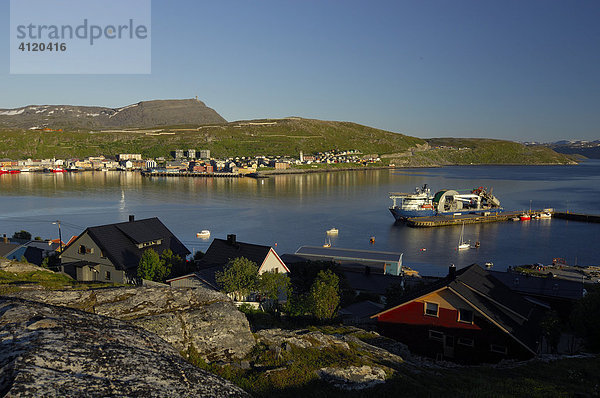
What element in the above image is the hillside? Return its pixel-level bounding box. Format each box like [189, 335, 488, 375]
[0, 117, 425, 159]
[0, 99, 226, 129]
[383, 138, 576, 166]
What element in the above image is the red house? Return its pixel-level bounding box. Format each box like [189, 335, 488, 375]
[371, 264, 544, 364]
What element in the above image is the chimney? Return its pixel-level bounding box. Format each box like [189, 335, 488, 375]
[3, 234, 7, 244]
[448, 264, 456, 280]
[227, 234, 236, 245]
[129, 215, 135, 222]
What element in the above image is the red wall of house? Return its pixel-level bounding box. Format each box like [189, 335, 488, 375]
[377, 302, 481, 330]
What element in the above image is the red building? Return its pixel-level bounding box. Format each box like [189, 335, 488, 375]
[371, 264, 544, 364]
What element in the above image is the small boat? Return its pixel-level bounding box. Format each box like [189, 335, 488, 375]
[457, 223, 470, 250]
[520, 213, 531, 221]
[326, 228, 339, 235]
[323, 236, 332, 248]
[369, 236, 375, 244]
[538, 212, 552, 219]
[485, 262, 494, 268]
[196, 230, 211, 239]
[51, 168, 67, 173]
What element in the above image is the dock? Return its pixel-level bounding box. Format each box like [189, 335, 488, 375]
[141, 171, 242, 178]
[405, 211, 540, 228]
[553, 212, 600, 223]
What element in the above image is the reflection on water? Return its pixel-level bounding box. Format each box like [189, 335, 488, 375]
[1, 162, 599, 276]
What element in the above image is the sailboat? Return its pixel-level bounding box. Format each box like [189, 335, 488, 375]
[457, 223, 470, 250]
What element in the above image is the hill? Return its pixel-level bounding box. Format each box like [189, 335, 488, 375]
[383, 138, 576, 166]
[0, 98, 226, 129]
[0, 117, 425, 159]
[544, 140, 600, 159]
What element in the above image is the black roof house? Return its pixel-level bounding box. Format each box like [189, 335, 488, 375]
[81, 217, 190, 271]
[60, 217, 190, 283]
[198, 235, 273, 269]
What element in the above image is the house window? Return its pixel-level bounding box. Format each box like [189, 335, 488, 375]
[79, 245, 86, 254]
[457, 337, 474, 347]
[100, 250, 106, 258]
[428, 330, 444, 342]
[105, 271, 111, 281]
[424, 302, 439, 317]
[490, 344, 507, 354]
[274, 267, 279, 273]
[458, 309, 474, 323]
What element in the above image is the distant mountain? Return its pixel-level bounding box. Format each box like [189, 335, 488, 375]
[0, 99, 226, 129]
[544, 140, 600, 159]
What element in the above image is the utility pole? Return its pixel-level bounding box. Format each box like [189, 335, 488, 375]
[53, 220, 62, 253]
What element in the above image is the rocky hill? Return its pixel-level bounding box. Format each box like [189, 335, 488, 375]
[0, 297, 249, 397]
[0, 99, 226, 129]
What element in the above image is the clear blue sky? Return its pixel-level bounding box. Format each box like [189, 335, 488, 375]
[1, 0, 599, 142]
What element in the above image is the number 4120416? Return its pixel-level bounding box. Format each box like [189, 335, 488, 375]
[18, 42, 67, 52]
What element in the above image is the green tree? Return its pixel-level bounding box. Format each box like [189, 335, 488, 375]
[308, 269, 340, 320]
[258, 271, 290, 306]
[12, 230, 32, 241]
[41, 253, 60, 269]
[137, 248, 167, 282]
[215, 257, 258, 301]
[571, 286, 600, 352]
[160, 249, 183, 278]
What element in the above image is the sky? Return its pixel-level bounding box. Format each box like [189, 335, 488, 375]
[1, 0, 599, 142]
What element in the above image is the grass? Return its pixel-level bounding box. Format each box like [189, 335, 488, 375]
[0, 268, 122, 294]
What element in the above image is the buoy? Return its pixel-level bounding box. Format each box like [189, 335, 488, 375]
[420, 248, 427, 252]
[369, 236, 375, 244]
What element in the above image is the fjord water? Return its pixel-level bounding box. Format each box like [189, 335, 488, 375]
[1, 161, 599, 276]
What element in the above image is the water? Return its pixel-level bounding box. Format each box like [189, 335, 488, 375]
[1, 161, 599, 276]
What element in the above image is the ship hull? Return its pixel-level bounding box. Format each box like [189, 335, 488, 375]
[390, 207, 504, 221]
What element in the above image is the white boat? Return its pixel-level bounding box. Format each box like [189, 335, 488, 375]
[458, 223, 470, 250]
[539, 212, 552, 219]
[196, 230, 211, 239]
[323, 235, 332, 248]
[326, 228, 339, 235]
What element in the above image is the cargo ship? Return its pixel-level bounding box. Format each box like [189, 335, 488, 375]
[389, 184, 502, 221]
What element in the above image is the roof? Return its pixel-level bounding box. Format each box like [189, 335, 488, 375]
[68, 217, 190, 271]
[343, 270, 403, 296]
[489, 270, 584, 301]
[373, 264, 544, 354]
[198, 238, 272, 269]
[295, 246, 403, 263]
[0, 242, 20, 257]
[339, 300, 384, 320]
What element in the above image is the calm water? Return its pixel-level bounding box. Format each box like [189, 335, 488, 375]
[1, 161, 599, 276]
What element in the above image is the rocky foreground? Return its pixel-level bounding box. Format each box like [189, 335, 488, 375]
[7, 286, 255, 362]
[0, 297, 249, 397]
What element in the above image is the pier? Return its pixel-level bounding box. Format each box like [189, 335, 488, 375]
[405, 211, 541, 228]
[553, 212, 600, 223]
[141, 171, 242, 178]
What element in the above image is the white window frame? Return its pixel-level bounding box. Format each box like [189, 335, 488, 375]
[490, 344, 507, 354]
[457, 337, 474, 347]
[428, 330, 444, 342]
[424, 301, 439, 317]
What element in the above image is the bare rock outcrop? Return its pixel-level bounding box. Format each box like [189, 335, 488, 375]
[8, 286, 255, 361]
[0, 297, 249, 397]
